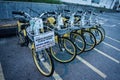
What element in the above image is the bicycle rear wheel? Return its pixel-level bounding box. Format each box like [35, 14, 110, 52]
[50, 37, 76, 63]
[17, 30, 26, 44]
[17, 22, 28, 46]
[32, 49, 54, 77]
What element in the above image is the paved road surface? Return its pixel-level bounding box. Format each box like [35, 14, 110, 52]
[0, 12, 120, 80]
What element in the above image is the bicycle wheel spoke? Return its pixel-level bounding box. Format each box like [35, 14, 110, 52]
[82, 31, 96, 51]
[90, 28, 103, 45]
[51, 37, 76, 63]
[32, 49, 54, 76]
[70, 32, 85, 54]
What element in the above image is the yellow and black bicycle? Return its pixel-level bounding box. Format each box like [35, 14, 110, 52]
[12, 11, 54, 77]
[44, 11, 77, 63]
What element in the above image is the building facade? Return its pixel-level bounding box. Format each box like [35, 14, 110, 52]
[61, 0, 118, 9]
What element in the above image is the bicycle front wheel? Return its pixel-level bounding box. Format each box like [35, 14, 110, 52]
[70, 32, 86, 54]
[97, 26, 105, 41]
[32, 49, 54, 77]
[82, 30, 96, 52]
[90, 28, 103, 45]
[93, 25, 105, 41]
[50, 37, 76, 63]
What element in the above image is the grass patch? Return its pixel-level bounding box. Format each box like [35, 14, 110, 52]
[4, 0, 62, 4]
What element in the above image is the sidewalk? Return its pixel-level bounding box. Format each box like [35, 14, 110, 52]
[0, 63, 5, 80]
[0, 19, 17, 37]
[0, 19, 17, 29]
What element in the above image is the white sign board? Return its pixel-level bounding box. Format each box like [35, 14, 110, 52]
[34, 31, 55, 52]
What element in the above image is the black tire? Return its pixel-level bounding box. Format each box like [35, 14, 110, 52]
[18, 30, 25, 44]
[78, 30, 96, 52]
[90, 28, 103, 45]
[17, 29, 29, 46]
[50, 37, 76, 63]
[70, 32, 86, 54]
[32, 49, 54, 77]
[17, 22, 28, 46]
[97, 26, 105, 41]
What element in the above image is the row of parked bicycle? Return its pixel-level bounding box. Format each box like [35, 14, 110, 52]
[12, 7, 105, 76]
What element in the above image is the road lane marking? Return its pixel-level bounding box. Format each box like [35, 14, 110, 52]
[42, 62, 63, 80]
[53, 71, 63, 80]
[0, 63, 5, 80]
[102, 41, 120, 52]
[76, 56, 107, 79]
[111, 25, 116, 27]
[94, 48, 120, 64]
[105, 36, 120, 44]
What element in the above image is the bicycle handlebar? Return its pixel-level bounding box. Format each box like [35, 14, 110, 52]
[63, 9, 70, 12]
[47, 11, 56, 15]
[12, 11, 25, 16]
[77, 11, 83, 14]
